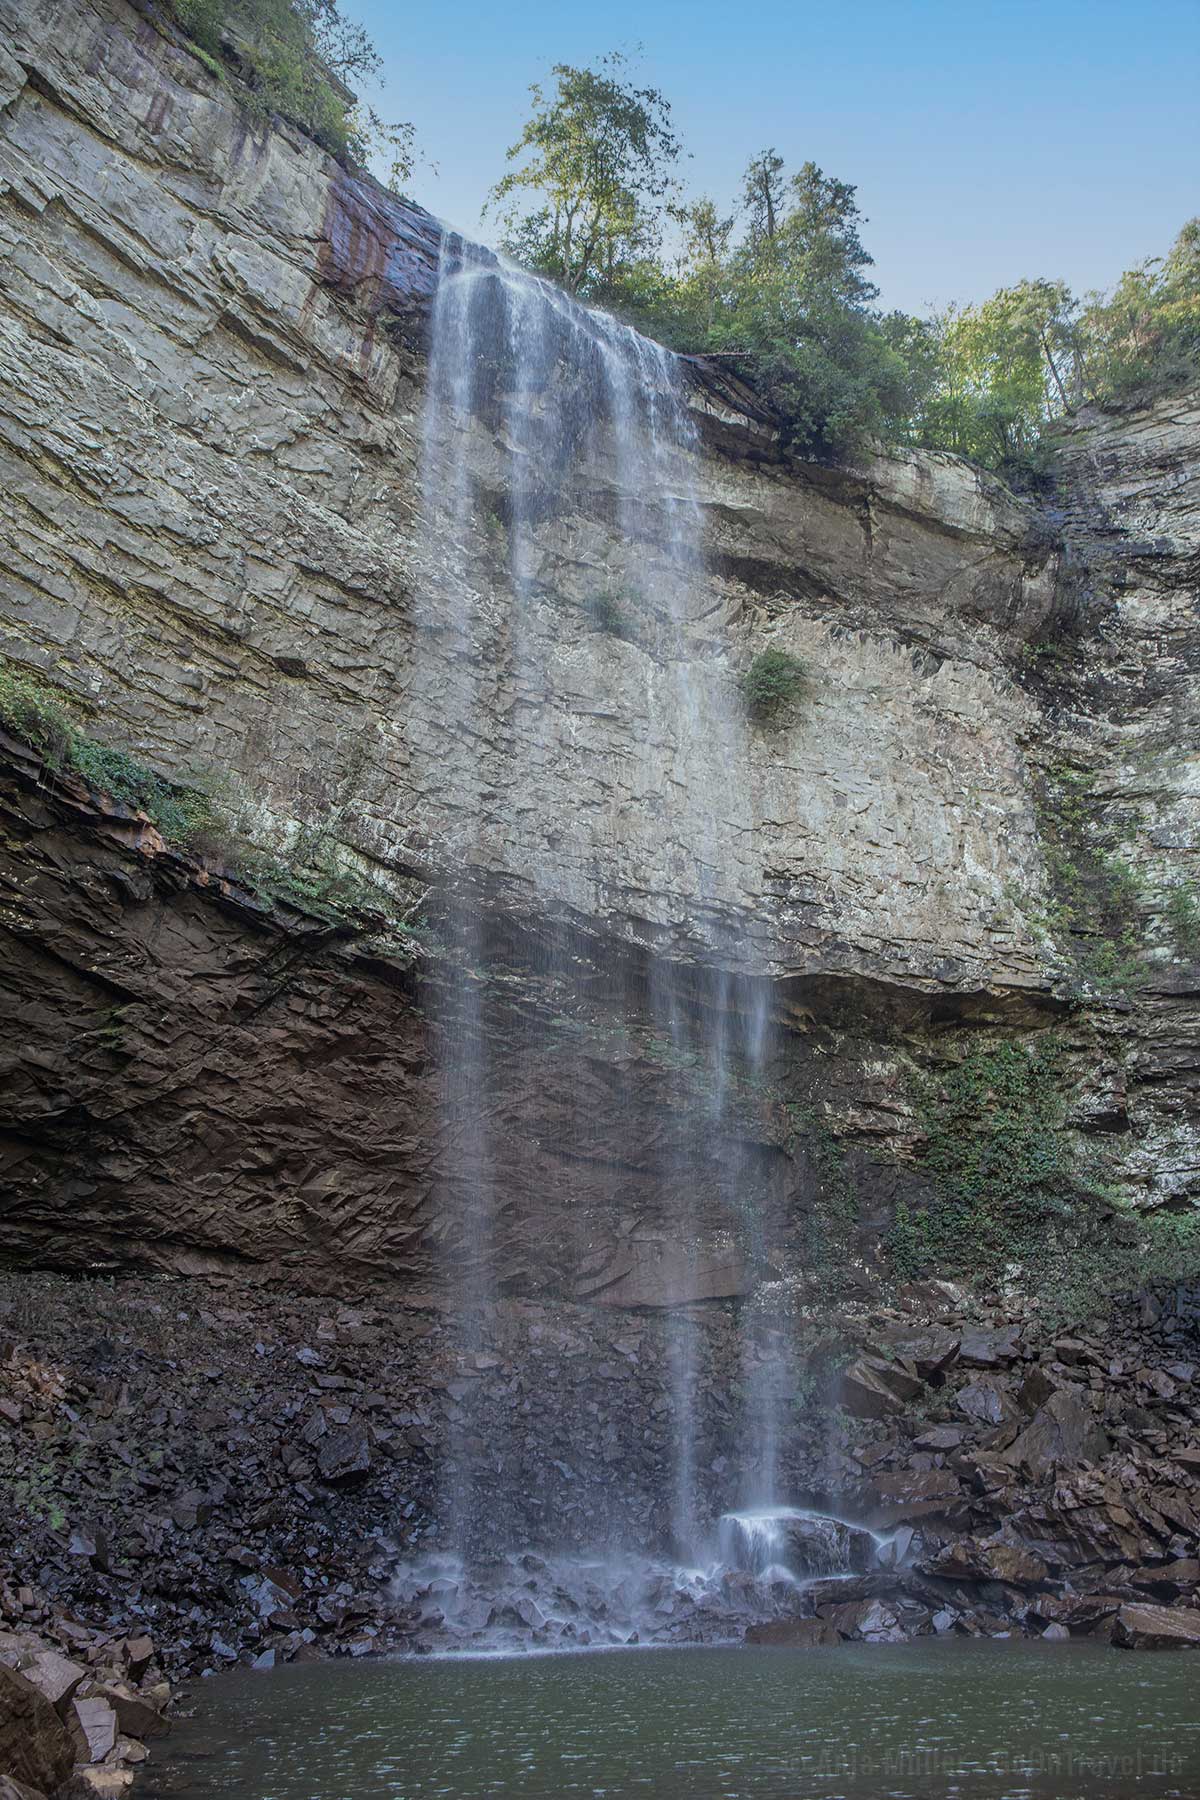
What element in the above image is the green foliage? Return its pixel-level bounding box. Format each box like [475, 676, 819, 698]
[0, 657, 424, 952]
[891, 1042, 1075, 1281]
[1045, 1209, 1200, 1328]
[786, 1105, 859, 1272]
[487, 52, 682, 296]
[1033, 767, 1146, 993]
[171, 0, 414, 181]
[583, 589, 636, 640]
[1075, 219, 1200, 406]
[909, 279, 1076, 481]
[0, 661, 77, 767]
[1165, 881, 1200, 958]
[741, 648, 808, 723]
[0, 660, 216, 846]
[908, 224, 1200, 473]
[487, 51, 1197, 468]
[887, 1039, 1200, 1320]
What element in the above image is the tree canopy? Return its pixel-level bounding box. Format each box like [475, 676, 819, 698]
[487, 52, 1199, 471]
[486, 53, 682, 296]
[172, 0, 415, 183]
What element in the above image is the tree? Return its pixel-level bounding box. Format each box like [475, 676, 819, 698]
[172, 0, 415, 182]
[914, 279, 1080, 472]
[1077, 219, 1200, 401]
[711, 161, 912, 456]
[668, 195, 735, 330]
[741, 148, 785, 248]
[487, 53, 682, 297]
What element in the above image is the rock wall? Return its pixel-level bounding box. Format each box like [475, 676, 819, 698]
[0, 0, 1198, 1295]
[0, 0, 1065, 991]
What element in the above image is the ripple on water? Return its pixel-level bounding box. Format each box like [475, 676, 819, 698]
[139, 1638, 1200, 1800]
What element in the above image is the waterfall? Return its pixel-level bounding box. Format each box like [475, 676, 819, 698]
[414, 233, 782, 1568]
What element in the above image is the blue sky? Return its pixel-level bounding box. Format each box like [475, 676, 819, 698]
[352, 0, 1199, 315]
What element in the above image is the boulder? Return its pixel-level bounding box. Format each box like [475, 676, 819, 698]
[120, 1640, 154, 1683]
[92, 1686, 167, 1741]
[957, 1325, 1021, 1367]
[745, 1617, 837, 1648]
[74, 1773, 134, 1797]
[872, 1327, 959, 1380]
[19, 1653, 84, 1715]
[839, 1357, 922, 1419]
[956, 1380, 1019, 1428]
[317, 1427, 371, 1485]
[1112, 1604, 1200, 1650]
[69, 1696, 118, 1764]
[924, 1537, 1047, 1587]
[870, 1469, 961, 1523]
[1003, 1389, 1108, 1478]
[1131, 1560, 1200, 1592]
[0, 1777, 49, 1800]
[827, 1597, 906, 1643]
[0, 1665, 74, 1796]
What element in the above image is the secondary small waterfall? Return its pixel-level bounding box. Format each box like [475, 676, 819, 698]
[415, 234, 782, 1572]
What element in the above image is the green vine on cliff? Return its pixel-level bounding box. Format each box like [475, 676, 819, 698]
[890, 1041, 1076, 1282]
[0, 657, 425, 954]
[0, 661, 218, 847]
[1031, 765, 1147, 995]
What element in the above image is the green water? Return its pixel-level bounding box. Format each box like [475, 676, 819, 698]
[141, 1640, 1199, 1800]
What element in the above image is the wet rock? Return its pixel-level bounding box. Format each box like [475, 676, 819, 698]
[0, 1665, 74, 1796]
[826, 1597, 906, 1643]
[745, 1617, 837, 1647]
[1112, 1603, 1200, 1650]
[576, 1237, 749, 1308]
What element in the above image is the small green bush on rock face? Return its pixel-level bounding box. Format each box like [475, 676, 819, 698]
[584, 590, 635, 640]
[741, 648, 808, 723]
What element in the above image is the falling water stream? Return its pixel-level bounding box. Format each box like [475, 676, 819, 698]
[407, 235, 805, 1637]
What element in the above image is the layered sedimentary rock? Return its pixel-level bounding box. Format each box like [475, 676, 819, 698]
[0, 0, 1198, 1291]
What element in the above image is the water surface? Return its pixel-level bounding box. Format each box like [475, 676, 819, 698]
[141, 1640, 1199, 1800]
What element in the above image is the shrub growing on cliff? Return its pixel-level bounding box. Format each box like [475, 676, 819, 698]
[741, 648, 807, 724]
[584, 589, 636, 640]
[0, 662, 76, 768]
[1165, 881, 1200, 959]
[171, 0, 415, 181]
[0, 658, 215, 846]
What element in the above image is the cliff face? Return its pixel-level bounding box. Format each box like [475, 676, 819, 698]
[1, 0, 1199, 1293]
[0, 0, 1061, 987]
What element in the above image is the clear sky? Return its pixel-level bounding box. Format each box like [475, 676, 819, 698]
[351, 0, 1199, 315]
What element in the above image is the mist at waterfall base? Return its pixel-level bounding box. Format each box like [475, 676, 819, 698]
[394, 238, 862, 1652]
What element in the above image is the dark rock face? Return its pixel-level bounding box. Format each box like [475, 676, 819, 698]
[0, 1665, 73, 1796]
